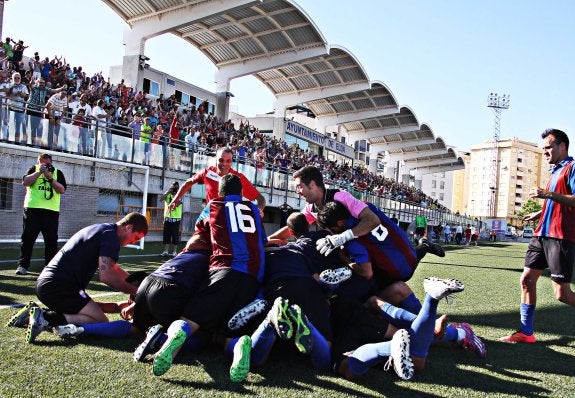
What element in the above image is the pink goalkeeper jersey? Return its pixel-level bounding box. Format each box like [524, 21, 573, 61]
[302, 189, 367, 224]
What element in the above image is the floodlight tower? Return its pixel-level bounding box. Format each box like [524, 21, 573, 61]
[486, 93, 510, 218]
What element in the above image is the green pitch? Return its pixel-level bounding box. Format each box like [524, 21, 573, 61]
[1, 241, 574, 397]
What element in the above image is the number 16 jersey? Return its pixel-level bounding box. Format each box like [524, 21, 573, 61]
[196, 194, 268, 282]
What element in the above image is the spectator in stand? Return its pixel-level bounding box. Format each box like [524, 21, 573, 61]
[185, 128, 198, 154]
[5, 71, 29, 143]
[2, 38, 13, 61]
[92, 99, 113, 158]
[140, 117, 152, 165]
[27, 78, 65, 147]
[70, 93, 92, 155]
[11, 40, 28, 73]
[0, 73, 10, 138]
[45, 90, 68, 150]
[128, 114, 142, 141]
[72, 108, 89, 154]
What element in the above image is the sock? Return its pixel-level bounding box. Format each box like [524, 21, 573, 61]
[409, 293, 438, 358]
[379, 302, 416, 329]
[307, 321, 331, 369]
[44, 311, 67, 327]
[80, 320, 132, 338]
[437, 324, 459, 343]
[250, 319, 276, 365]
[182, 334, 204, 352]
[399, 293, 422, 314]
[519, 302, 535, 335]
[346, 341, 392, 376]
[169, 319, 191, 338]
[225, 337, 240, 359]
[317, 279, 339, 294]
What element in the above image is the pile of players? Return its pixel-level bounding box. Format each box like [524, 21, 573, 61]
[6, 166, 486, 384]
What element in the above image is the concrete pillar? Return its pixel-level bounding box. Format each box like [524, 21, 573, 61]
[273, 117, 287, 140]
[122, 28, 146, 89]
[401, 174, 411, 185]
[215, 80, 231, 121]
[368, 157, 378, 174]
[122, 55, 142, 90]
[413, 169, 423, 190]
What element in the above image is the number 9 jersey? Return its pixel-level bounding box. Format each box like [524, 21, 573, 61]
[195, 194, 268, 282]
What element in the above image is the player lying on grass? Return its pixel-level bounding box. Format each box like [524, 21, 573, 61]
[332, 276, 485, 381]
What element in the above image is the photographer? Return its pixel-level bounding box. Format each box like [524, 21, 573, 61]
[16, 153, 67, 275]
[159, 181, 182, 257]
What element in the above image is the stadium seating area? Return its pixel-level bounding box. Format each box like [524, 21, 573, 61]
[0, 37, 447, 211]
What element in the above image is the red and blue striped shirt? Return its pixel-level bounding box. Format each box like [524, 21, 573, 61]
[196, 194, 267, 282]
[343, 202, 417, 282]
[535, 156, 575, 242]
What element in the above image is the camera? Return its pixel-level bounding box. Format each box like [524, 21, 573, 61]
[45, 163, 55, 173]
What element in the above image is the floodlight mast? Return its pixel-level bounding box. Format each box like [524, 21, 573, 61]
[486, 93, 510, 218]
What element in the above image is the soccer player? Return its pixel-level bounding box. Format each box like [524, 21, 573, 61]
[271, 165, 382, 256]
[229, 213, 346, 375]
[8, 213, 148, 343]
[501, 129, 575, 344]
[168, 146, 265, 216]
[45, 250, 209, 361]
[316, 200, 445, 306]
[332, 277, 484, 381]
[147, 173, 267, 379]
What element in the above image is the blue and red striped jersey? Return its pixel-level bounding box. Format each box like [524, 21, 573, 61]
[343, 202, 417, 282]
[535, 157, 575, 242]
[196, 194, 267, 282]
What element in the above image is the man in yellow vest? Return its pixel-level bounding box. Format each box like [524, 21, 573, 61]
[414, 210, 428, 244]
[160, 181, 182, 257]
[16, 153, 67, 275]
[140, 117, 152, 165]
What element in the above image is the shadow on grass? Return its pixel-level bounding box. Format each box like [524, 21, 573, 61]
[164, 343, 422, 397]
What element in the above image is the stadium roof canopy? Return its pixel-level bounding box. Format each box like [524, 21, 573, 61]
[104, 0, 326, 67]
[102, 0, 463, 174]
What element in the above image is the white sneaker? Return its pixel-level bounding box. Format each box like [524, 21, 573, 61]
[172, 251, 178, 257]
[53, 324, 84, 338]
[384, 329, 414, 380]
[319, 267, 352, 285]
[228, 299, 268, 331]
[133, 324, 163, 362]
[424, 277, 465, 301]
[161, 251, 169, 257]
[15, 266, 28, 275]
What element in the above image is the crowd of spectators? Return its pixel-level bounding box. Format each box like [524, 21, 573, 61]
[0, 36, 447, 211]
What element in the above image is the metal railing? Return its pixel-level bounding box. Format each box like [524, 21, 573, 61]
[0, 96, 477, 230]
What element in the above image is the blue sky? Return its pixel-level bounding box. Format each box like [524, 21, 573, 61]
[3, 0, 574, 151]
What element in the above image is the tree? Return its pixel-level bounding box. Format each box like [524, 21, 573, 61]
[516, 198, 542, 219]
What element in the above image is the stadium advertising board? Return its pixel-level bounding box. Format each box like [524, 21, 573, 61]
[285, 121, 355, 159]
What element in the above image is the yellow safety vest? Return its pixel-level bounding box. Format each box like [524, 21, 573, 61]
[23, 165, 61, 212]
[164, 193, 182, 219]
[141, 125, 151, 143]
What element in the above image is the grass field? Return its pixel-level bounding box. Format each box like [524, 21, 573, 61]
[1, 241, 574, 398]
